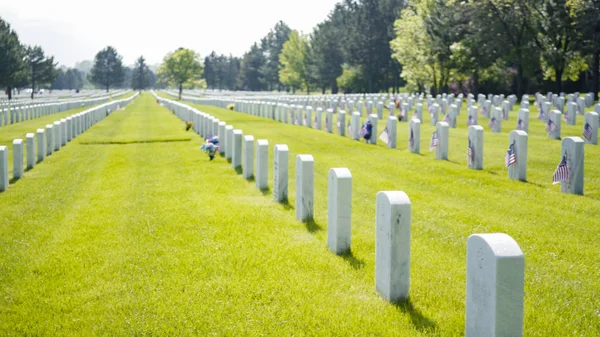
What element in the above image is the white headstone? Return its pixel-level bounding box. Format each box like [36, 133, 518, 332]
[256, 139, 268, 190]
[338, 111, 346, 136]
[351, 112, 361, 140]
[375, 191, 411, 302]
[243, 135, 254, 179]
[26, 133, 35, 170]
[225, 125, 234, 160]
[273, 144, 289, 202]
[36, 129, 45, 162]
[13, 139, 23, 180]
[436, 122, 449, 160]
[232, 130, 243, 169]
[408, 119, 421, 154]
[0, 146, 7, 192]
[468, 125, 484, 170]
[560, 137, 584, 195]
[466, 233, 524, 337]
[386, 116, 398, 148]
[369, 114, 378, 145]
[548, 110, 562, 139]
[583, 112, 598, 144]
[328, 168, 352, 255]
[45, 124, 54, 156]
[218, 122, 226, 154]
[508, 130, 527, 181]
[295, 154, 314, 222]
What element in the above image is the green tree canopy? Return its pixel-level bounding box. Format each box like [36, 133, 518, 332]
[0, 17, 27, 99]
[279, 30, 310, 93]
[131, 56, 151, 91]
[89, 46, 124, 92]
[25, 45, 57, 99]
[157, 48, 204, 99]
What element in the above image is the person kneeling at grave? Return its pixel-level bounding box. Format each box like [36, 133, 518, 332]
[361, 120, 373, 143]
[201, 136, 220, 161]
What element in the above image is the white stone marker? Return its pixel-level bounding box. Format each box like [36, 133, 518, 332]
[375, 191, 411, 302]
[36, 129, 45, 162]
[466, 233, 524, 337]
[502, 100, 511, 120]
[13, 139, 23, 180]
[53, 121, 61, 151]
[449, 104, 458, 128]
[306, 106, 313, 128]
[60, 119, 67, 146]
[273, 144, 289, 202]
[548, 110, 562, 139]
[408, 119, 421, 154]
[45, 124, 54, 156]
[328, 168, 352, 255]
[490, 107, 502, 133]
[377, 102, 383, 119]
[468, 125, 484, 170]
[436, 121, 449, 160]
[218, 122, 226, 154]
[0, 146, 7, 192]
[225, 125, 234, 161]
[516, 109, 529, 133]
[386, 116, 398, 148]
[369, 114, 378, 145]
[315, 108, 323, 130]
[256, 139, 269, 190]
[26, 133, 35, 170]
[338, 111, 346, 136]
[583, 112, 598, 144]
[326, 109, 334, 133]
[243, 135, 254, 179]
[508, 130, 528, 181]
[430, 103, 439, 125]
[351, 112, 361, 140]
[467, 105, 478, 126]
[565, 102, 577, 125]
[295, 154, 314, 222]
[560, 137, 584, 195]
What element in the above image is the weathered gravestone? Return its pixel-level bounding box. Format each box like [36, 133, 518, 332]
[375, 191, 411, 302]
[351, 112, 361, 140]
[409, 119, 421, 154]
[256, 139, 268, 190]
[328, 168, 352, 255]
[338, 111, 346, 136]
[436, 122, 449, 160]
[430, 103, 440, 125]
[369, 114, 378, 145]
[26, 133, 35, 170]
[273, 144, 289, 202]
[565, 102, 577, 125]
[508, 130, 528, 181]
[490, 107, 502, 133]
[558, 137, 584, 195]
[13, 139, 23, 180]
[547, 110, 562, 140]
[315, 108, 323, 130]
[468, 125, 484, 170]
[386, 116, 398, 148]
[326, 109, 334, 133]
[467, 105, 478, 126]
[0, 146, 7, 192]
[232, 129, 242, 169]
[465, 233, 524, 337]
[583, 112, 598, 144]
[377, 102, 383, 119]
[296, 155, 314, 222]
[502, 100, 511, 120]
[243, 135, 254, 179]
[36, 129, 45, 162]
[414, 103, 423, 122]
[516, 109, 529, 132]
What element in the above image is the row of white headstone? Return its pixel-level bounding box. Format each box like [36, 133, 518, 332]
[157, 93, 526, 337]
[0, 93, 139, 192]
[0, 90, 131, 128]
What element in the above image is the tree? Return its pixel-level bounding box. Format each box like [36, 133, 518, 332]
[570, 0, 600, 99]
[279, 30, 310, 94]
[89, 46, 125, 92]
[25, 45, 57, 98]
[157, 48, 203, 99]
[240, 43, 266, 91]
[0, 17, 27, 100]
[261, 21, 292, 91]
[131, 56, 151, 91]
[309, 19, 344, 93]
[65, 68, 84, 90]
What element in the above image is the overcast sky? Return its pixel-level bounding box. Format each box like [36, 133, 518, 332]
[1, 0, 340, 68]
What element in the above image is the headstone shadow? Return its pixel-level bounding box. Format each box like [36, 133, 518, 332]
[303, 218, 322, 233]
[9, 177, 20, 184]
[234, 166, 242, 175]
[279, 198, 294, 211]
[340, 250, 365, 270]
[392, 298, 437, 332]
[259, 187, 270, 196]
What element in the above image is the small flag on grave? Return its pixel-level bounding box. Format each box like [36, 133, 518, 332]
[379, 128, 389, 145]
[488, 117, 497, 129]
[467, 115, 475, 126]
[545, 119, 556, 134]
[409, 128, 414, 150]
[429, 131, 438, 152]
[563, 112, 569, 123]
[552, 155, 569, 185]
[516, 118, 525, 130]
[583, 122, 593, 140]
[443, 113, 451, 123]
[481, 107, 487, 116]
[505, 143, 516, 168]
[538, 107, 545, 120]
[347, 120, 352, 135]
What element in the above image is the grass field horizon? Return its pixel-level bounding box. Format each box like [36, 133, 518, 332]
[0, 92, 598, 336]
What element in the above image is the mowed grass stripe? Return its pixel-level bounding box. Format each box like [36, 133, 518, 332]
[1, 93, 454, 336]
[166, 95, 599, 337]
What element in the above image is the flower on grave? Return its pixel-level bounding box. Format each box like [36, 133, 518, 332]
[227, 104, 235, 110]
[185, 121, 193, 131]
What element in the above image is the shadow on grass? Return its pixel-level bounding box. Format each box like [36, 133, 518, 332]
[304, 218, 322, 233]
[246, 176, 255, 183]
[523, 180, 544, 188]
[234, 166, 242, 175]
[392, 298, 437, 332]
[277, 198, 294, 211]
[260, 187, 270, 196]
[9, 176, 20, 184]
[340, 250, 365, 270]
[446, 159, 461, 165]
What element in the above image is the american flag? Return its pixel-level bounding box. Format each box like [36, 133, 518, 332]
[505, 144, 516, 168]
[314, 116, 318, 128]
[583, 122, 593, 140]
[347, 120, 352, 135]
[488, 117, 498, 129]
[545, 119, 556, 134]
[359, 124, 367, 138]
[538, 107, 544, 120]
[409, 128, 414, 150]
[517, 118, 525, 130]
[379, 128, 389, 145]
[481, 107, 488, 116]
[467, 138, 474, 162]
[552, 155, 569, 185]
[563, 112, 569, 123]
[443, 113, 451, 123]
[337, 120, 341, 129]
[467, 115, 475, 126]
[429, 131, 438, 152]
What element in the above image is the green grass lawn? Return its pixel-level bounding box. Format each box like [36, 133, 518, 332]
[0, 92, 598, 336]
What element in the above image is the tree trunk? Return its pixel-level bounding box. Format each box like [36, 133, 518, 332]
[31, 73, 35, 100]
[179, 83, 183, 100]
[516, 64, 524, 98]
[332, 80, 338, 95]
[7, 86, 12, 100]
[322, 86, 325, 95]
[555, 67, 564, 94]
[472, 69, 479, 96]
[592, 50, 599, 102]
